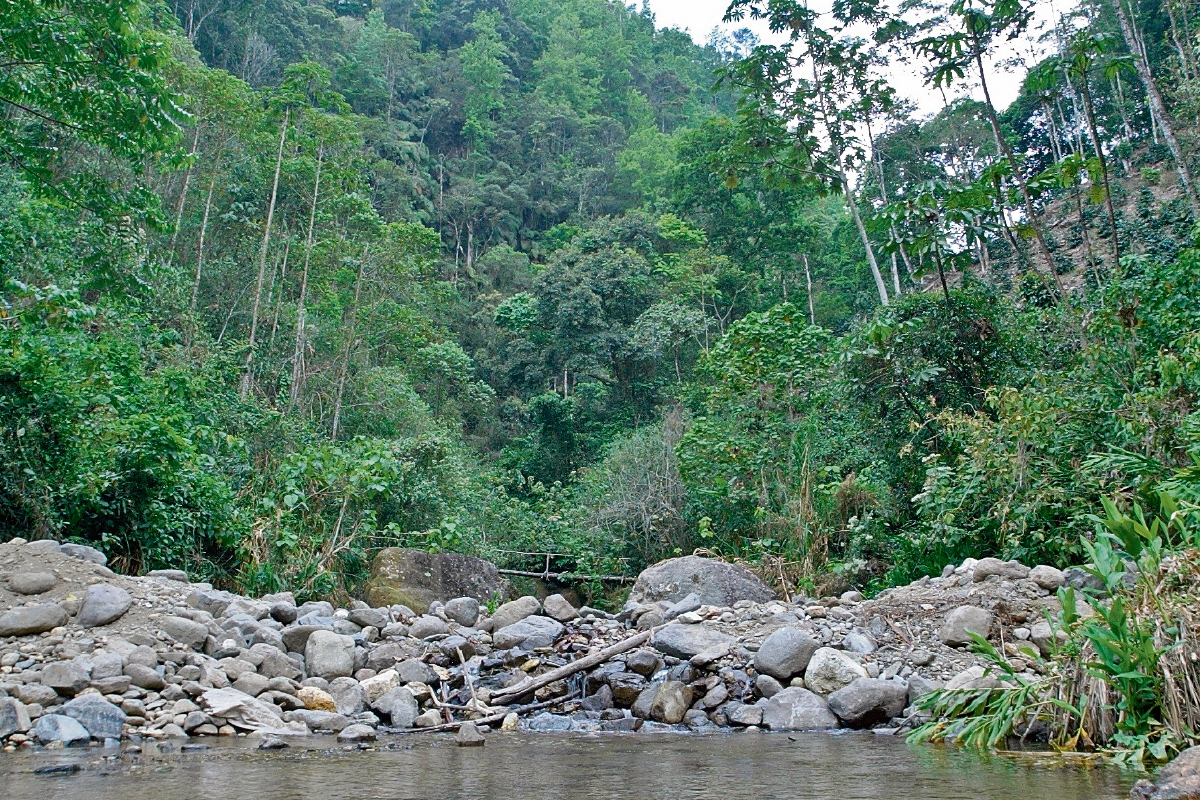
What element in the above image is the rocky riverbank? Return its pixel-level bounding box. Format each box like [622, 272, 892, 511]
[0, 538, 1111, 755]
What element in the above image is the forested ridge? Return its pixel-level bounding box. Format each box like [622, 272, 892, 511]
[2, 0, 1199, 612]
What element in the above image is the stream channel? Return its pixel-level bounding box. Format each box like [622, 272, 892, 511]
[0, 731, 1134, 799]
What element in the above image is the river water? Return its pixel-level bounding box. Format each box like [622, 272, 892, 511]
[0, 732, 1133, 800]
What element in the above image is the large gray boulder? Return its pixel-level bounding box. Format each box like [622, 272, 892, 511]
[804, 647, 868, 695]
[490, 596, 541, 631]
[628, 555, 775, 607]
[760, 687, 841, 731]
[492, 615, 564, 650]
[63, 694, 127, 739]
[971, 557, 1030, 582]
[826, 678, 908, 728]
[0, 603, 68, 636]
[60, 543, 107, 565]
[362, 548, 507, 610]
[652, 624, 735, 660]
[373, 686, 419, 727]
[76, 583, 132, 628]
[305, 630, 356, 679]
[753, 627, 820, 680]
[42, 660, 91, 695]
[542, 593, 579, 622]
[33, 714, 91, 746]
[443, 597, 480, 627]
[1131, 745, 1200, 800]
[160, 615, 210, 649]
[939, 606, 994, 647]
[0, 697, 32, 738]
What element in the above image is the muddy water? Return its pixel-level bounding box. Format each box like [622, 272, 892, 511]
[0, 732, 1133, 800]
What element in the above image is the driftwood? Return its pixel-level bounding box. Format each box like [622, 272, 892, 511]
[489, 626, 659, 706]
[392, 691, 581, 735]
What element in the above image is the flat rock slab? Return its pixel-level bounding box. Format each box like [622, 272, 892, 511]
[492, 615, 564, 649]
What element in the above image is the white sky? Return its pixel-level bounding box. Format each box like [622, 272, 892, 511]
[642, 0, 1063, 117]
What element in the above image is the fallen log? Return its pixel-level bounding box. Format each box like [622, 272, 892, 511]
[489, 625, 659, 706]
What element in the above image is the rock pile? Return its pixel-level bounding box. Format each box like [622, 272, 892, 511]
[0, 539, 1074, 750]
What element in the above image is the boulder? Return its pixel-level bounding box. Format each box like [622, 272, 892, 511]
[359, 670, 401, 705]
[124, 664, 166, 691]
[305, 630, 356, 680]
[408, 615, 450, 639]
[14, 683, 58, 706]
[395, 658, 437, 685]
[329, 677, 366, 716]
[147, 569, 190, 583]
[760, 687, 841, 731]
[8, 572, 57, 595]
[0, 697, 32, 738]
[457, 721, 486, 746]
[662, 592, 702, 621]
[625, 649, 663, 678]
[729, 704, 763, 726]
[1029, 620, 1065, 657]
[336, 723, 376, 743]
[491, 596, 542, 631]
[373, 686, 419, 727]
[362, 548, 507, 610]
[1130, 745, 1200, 800]
[62, 694, 127, 739]
[753, 627, 820, 680]
[0, 603, 68, 636]
[649, 681, 693, 724]
[42, 660, 91, 695]
[939, 606, 994, 647]
[281, 625, 330, 654]
[607, 672, 648, 706]
[826, 678, 908, 728]
[1064, 567, 1105, 593]
[1029, 565, 1066, 590]
[297, 686, 338, 712]
[842, 629, 878, 655]
[347, 607, 389, 630]
[76, 583, 132, 628]
[161, 615, 210, 649]
[444, 597, 480, 627]
[627, 555, 775, 607]
[542, 593, 579, 622]
[755, 674, 784, 698]
[804, 647, 868, 696]
[493, 615, 564, 650]
[971, 557, 1030, 582]
[652, 624, 735, 660]
[283, 709, 349, 732]
[91, 651, 125, 681]
[60, 543, 107, 565]
[33, 713, 91, 745]
[199, 688, 284, 731]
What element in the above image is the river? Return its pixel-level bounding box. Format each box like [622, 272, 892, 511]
[0, 731, 1133, 799]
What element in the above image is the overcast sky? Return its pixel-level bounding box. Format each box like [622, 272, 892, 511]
[642, 0, 1057, 116]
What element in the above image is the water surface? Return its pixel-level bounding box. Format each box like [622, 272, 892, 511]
[0, 731, 1134, 800]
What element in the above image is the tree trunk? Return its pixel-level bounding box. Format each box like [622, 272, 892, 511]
[290, 148, 322, 412]
[168, 125, 202, 265]
[1112, 0, 1200, 217]
[803, 254, 815, 325]
[1078, 79, 1121, 265]
[331, 245, 368, 442]
[973, 43, 1064, 299]
[241, 109, 289, 400]
[187, 174, 217, 347]
[812, 59, 888, 306]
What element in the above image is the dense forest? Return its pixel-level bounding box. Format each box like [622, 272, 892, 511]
[2, 0, 1198, 609]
